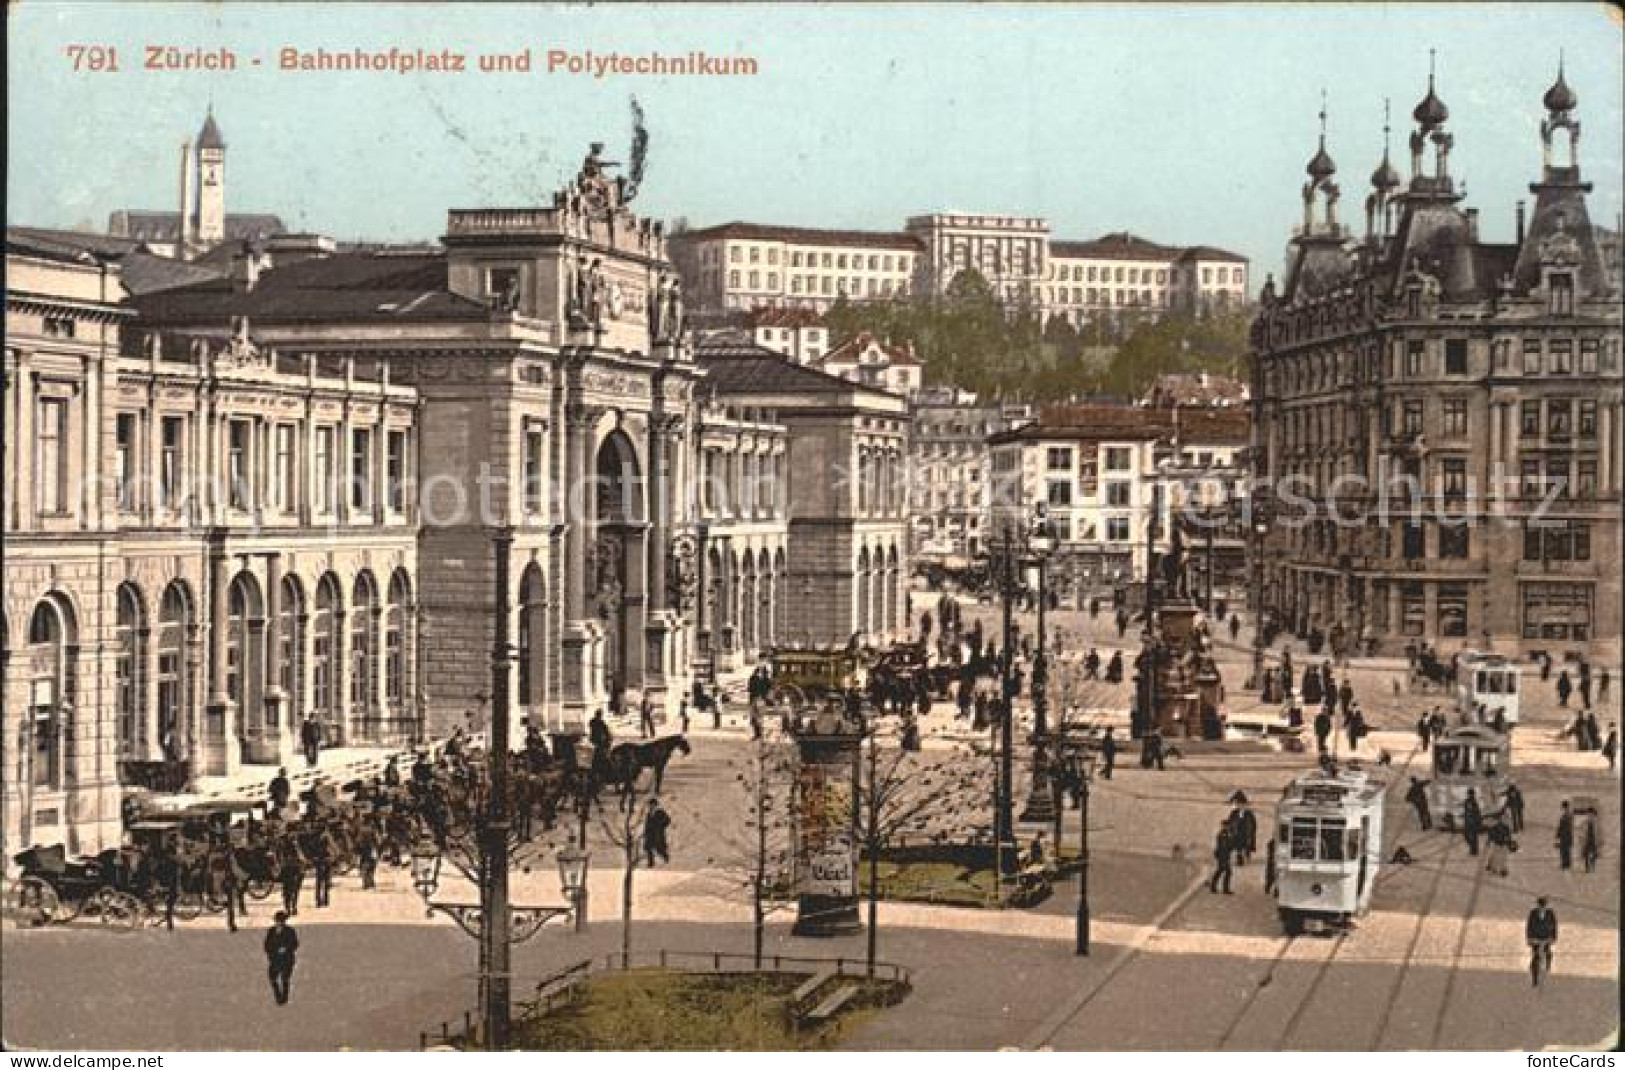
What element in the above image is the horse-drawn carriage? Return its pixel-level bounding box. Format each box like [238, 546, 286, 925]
[867, 642, 938, 713]
[8, 844, 146, 930]
[766, 647, 869, 712]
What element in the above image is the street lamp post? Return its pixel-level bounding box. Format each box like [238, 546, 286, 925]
[1019, 504, 1056, 825]
[402, 527, 588, 1050]
[993, 527, 1018, 868]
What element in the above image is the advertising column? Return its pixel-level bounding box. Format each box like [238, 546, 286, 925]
[790, 710, 863, 936]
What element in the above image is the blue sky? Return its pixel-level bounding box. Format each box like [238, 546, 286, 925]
[8, 2, 1622, 284]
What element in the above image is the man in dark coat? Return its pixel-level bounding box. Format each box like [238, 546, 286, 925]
[264, 911, 299, 1005]
[642, 799, 672, 868]
[1233, 804, 1258, 865]
[1602, 723, 1618, 772]
[309, 829, 334, 908]
[300, 714, 322, 768]
[1504, 782, 1526, 833]
[269, 768, 292, 817]
[1461, 788, 1482, 856]
[1313, 709, 1332, 755]
[1525, 897, 1558, 987]
[1338, 679, 1354, 717]
[1555, 801, 1575, 870]
[1556, 670, 1573, 707]
[1417, 714, 1433, 752]
[1208, 823, 1234, 894]
[1100, 728, 1116, 780]
[278, 840, 306, 916]
[1406, 777, 1432, 830]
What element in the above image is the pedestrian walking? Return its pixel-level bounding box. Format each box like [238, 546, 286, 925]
[357, 821, 379, 890]
[1539, 653, 1552, 682]
[1406, 777, 1433, 831]
[678, 698, 690, 735]
[1141, 728, 1166, 771]
[1229, 614, 1241, 643]
[278, 841, 306, 917]
[642, 799, 672, 868]
[264, 911, 299, 1006]
[1525, 897, 1558, 987]
[1504, 781, 1526, 833]
[1313, 709, 1332, 755]
[1208, 823, 1235, 894]
[310, 829, 334, 908]
[1263, 837, 1278, 896]
[300, 713, 322, 768]
[1556, 670, 1573, 708]
[1484, 818, 1514, 878]
[1338, 679, 1354, 717]
[639, 693, 656, 739]
[1417, 714, 1433, 752]
[1462, 788, 1482, 856]
[156, 835, 182, 931]
[1098, 727, 1117, 780]
[1581, 815, 1599, 873]
[1556, 801, 1574, 870]
[1602, 724, 1618, 772]
[1583, 711, 1601, 752]
[1599, 669, 1611, 705]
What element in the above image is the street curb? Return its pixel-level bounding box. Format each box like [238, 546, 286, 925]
[1018, 868, 1210, 1051]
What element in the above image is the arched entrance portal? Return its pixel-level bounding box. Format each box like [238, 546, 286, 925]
[592, 430, 647, 699]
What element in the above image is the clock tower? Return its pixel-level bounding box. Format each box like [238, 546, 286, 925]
[195, 109, 226, 246]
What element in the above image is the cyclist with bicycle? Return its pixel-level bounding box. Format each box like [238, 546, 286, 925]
[1525, 896, 1559, 987]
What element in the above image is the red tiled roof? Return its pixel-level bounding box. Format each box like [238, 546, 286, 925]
[672, 221, 923, 251]
[822, 331, 918, 367]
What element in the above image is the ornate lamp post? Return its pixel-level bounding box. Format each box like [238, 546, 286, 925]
[403, 528, 585, 1050]
[1019, 503, 1056, 824]
[1052, 745, 1098, 955]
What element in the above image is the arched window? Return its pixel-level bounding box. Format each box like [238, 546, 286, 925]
[312, 574, 342, 726]
[279, 576, 305, 717]
[856, 548, 871, 635]
[386, 570, 410, 713]
[28, 597, 76, 788]
[115, 584, 147, 760]
[157, 583, 192, 760]
[351, 571, 378, 716]
[517, 564, 546, 707]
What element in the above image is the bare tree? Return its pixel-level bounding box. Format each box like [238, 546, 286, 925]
[854, 729, 996, 976]
[597, 776, 650, 969]
[674, 735, 797, 968]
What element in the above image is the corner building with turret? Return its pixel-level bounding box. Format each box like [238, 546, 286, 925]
[1250, 65, 1623, 660]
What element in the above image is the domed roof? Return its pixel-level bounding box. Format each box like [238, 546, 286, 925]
[1306, 138, 1337, 180]
[1543, 68, 1577, 113]
[1412, 79, 1448, 127]
[1370, 150, 1401, 190]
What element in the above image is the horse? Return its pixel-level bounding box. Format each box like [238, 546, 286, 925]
[599, 735, 692, 802]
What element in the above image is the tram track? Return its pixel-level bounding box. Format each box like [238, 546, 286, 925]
[1365, 834, 1458, 1049]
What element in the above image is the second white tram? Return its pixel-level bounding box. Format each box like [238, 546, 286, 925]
[1273, 767, 1387, 935]
[1456, 650, 1523, 727]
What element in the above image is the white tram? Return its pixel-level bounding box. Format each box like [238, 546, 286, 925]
[1456, 650, 1523, 727]
[1427, 724, 1511, 830]
[1272, 768, 1387, 935]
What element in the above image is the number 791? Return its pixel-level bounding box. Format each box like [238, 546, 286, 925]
[65, 45, 120, 72]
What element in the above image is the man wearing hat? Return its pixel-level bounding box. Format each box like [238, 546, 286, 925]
[1524, 896, 1558, 987]
[264, 910, 300, 1005]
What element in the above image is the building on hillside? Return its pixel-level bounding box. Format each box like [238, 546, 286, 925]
[909, 387, 1032, 559]
[1047, 235, 1249, 327]
[669, 222, 922, 315]
[672, 214, 1249, 331]
[744, 306, 829, 362]
[107, 111, 285, 261]
[696, 340, 911, 647]
[1250, 67, 1623, 658]
[817, 331, 924, 397]
[906, 212, 1051, 305]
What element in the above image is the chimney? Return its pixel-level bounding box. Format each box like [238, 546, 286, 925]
[1465, 208, 1479, 242]
[229, 245, 259, 292]
[1516, 201, 1526, 245]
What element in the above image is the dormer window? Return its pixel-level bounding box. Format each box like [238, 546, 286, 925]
[1549, 272, 1574, 316]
